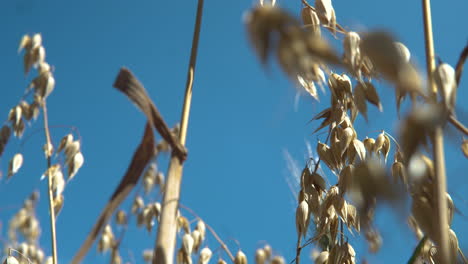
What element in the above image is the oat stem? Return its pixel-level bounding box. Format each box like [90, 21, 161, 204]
[421, 0, 449, 263]
[407, 236, 427, 264]
[42, 102, 58, 264]
[153, 0, 204, 263]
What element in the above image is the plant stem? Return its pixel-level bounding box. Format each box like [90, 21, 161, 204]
[153, 0, 204, 263]
[421, 0, 449, 263]
[42, 102, 58, 264]
[407, 236, 427, 264]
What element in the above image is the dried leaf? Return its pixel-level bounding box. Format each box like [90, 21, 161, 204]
[72, 123, 155, 264]
[113, 68, 187, 161]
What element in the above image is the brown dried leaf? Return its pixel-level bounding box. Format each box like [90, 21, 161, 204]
[72, 123, 155, 263]
[113, 68, 187, 161]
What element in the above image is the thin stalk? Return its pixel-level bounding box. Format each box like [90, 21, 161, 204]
[42, 103, 58, 264]
[153, 0, 204, 263]
[407, 236, 428, 264]
[421, 0, 450, 263]
[179, 204, 235, 261]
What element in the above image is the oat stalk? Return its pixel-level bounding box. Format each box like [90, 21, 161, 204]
[407, 236, 428, 264]
[42, 102, 58, 264]
[421, 0, 449, 263]
[153, 0, 204, 263]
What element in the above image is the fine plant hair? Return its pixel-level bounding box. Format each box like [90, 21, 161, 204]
[2, 0, 468, 264]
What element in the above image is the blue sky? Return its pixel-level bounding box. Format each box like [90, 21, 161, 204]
[0, 0, 467, 263]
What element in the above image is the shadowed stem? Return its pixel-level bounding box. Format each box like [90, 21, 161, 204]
[42, 103, 58, 264]
[153, 0, 204, 263]
[421, 0, 449, 263]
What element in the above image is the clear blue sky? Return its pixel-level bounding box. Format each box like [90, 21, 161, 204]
[0, 0, 467, 263]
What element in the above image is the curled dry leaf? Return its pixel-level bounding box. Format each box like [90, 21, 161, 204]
[8, 153, 24, 179]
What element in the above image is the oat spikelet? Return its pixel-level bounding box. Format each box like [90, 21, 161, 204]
[198, 247, 212, 264]
[234, 250, 247, 264]
[8, 153, 24, 178]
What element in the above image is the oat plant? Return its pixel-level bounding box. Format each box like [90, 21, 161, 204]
[1, 34, 84, 264]
[245, 0, 468, 263]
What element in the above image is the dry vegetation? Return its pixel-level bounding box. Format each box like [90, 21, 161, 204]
[1, 0, 468, 263]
